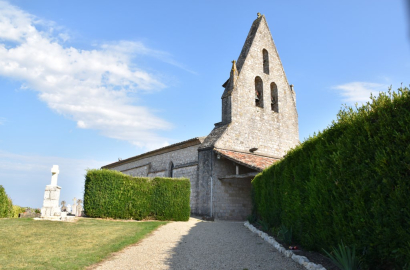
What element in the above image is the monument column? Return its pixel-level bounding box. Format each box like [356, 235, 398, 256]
[72, 197, 77, 216]
[40, 165, 62, 218]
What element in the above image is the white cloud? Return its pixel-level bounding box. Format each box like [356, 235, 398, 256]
[101, 41, 197, 75]
[58, 33, 70, 42]
[0, 1, 178, 149]
[333, 82, 388, 104]
[0, 150, 109, 208]
[0, 117, 5, 125]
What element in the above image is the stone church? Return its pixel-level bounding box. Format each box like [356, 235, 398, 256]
[102, 13, 299, 220]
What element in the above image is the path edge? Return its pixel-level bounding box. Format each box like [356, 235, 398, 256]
[244, 221, 327, 270]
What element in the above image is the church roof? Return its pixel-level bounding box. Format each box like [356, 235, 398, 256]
[102, 137, 205, 169]
[214, 148, 279, 171]
[199, 124, 229, 150]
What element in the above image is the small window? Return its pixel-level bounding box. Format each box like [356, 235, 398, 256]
[255, 76, 263, 108]
[168, 161, 174, 178]
[263, 49, 269, 74]
[271, 82, 278, 112]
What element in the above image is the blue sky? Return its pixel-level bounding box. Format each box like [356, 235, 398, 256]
[0, 0, 409, 208]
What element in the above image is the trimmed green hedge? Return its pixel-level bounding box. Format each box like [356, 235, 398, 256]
[252, 87, 410, 269]
[0, 185, 13, 218]
[84, 169, 190, 221]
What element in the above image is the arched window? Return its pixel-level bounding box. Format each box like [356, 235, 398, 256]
[271, 82, 278, 112]
[255, 76, 263, 108]
[168, 161, 174, 178]
[263, 49, 269, 74]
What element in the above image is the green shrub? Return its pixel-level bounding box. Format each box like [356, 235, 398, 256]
[83, 169, 190, 221]
[258, 219, 270, 232]
[12, 205, 25, 218]
[323, 240, 361, 270]
[0, 185, 13, 218]
[252, 87, 410, 269]
[277, 224, 293, 245]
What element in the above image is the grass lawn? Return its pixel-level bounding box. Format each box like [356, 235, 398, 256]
[0, 218, 167, 269]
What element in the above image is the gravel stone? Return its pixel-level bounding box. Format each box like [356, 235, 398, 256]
[91, 217, 305, 270]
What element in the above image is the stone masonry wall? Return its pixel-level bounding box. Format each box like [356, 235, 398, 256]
[121, 164, 150, 177]
[197, 149, 213, 216]
[148, 171, 167, 177]
[214, 177, 252, 220]
[197, 150, 255, 220]
[212, 153, 253, 220]
[173, 164, 198, 209]
[106, 144, 200, 213]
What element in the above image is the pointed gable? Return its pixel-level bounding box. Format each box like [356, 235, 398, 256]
[236, 14, 264, 73]
[213, 13, 299, 158]
[235, 14, 288, 87]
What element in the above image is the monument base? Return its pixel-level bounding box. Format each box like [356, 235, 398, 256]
[41, 185, 61, 218]
[34, 216, 76, 222]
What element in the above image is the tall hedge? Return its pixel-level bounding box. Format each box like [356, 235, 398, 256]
[84, 169, 190, 221]
[0, 185, 13, 218]
[252, 87, 410, 269]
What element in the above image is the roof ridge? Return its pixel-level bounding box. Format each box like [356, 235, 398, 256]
[214, 147, 282, 159]
[102, 137, 205, 168]
[214, 148, 279, 171]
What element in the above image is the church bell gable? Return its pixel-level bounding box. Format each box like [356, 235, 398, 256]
[215, 13, 299, 158]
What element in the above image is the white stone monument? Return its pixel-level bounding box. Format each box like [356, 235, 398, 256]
[71, 197, 77, 216]
[67, 204, 72, 213]
[76, 199, 83, 217]
[40, 165, 62, 218]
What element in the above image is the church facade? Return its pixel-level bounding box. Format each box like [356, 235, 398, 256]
[102, 14, 299, 220]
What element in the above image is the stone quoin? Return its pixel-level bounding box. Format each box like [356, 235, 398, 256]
[102, 14, 299, 220]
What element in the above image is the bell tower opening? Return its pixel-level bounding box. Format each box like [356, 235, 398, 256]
[255, 76, 263, 108]
[270, 82, 278, 112]
[263, 49, 269, 74]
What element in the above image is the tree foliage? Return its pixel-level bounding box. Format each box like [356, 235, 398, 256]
[0, 185, 13, 218]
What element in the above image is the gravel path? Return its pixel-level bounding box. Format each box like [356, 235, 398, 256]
[91, 217, 304, 270]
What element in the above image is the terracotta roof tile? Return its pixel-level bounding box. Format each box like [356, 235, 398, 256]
[214, 148, 279, 171]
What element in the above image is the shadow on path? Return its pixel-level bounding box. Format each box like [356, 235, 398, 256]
[164, 219, 304, 270]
